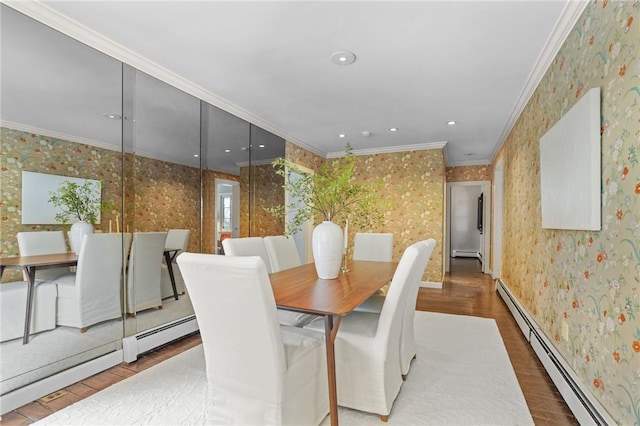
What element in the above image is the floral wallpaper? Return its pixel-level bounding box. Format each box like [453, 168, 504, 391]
[499, 2, 639, 423]
[446, 164, 492, 182]
[286, 143, 446, 283]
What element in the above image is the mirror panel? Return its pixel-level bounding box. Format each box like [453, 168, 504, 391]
[126, 69, 199, 334]
[201, 103, 250, 253]
[0, 5, 123, 393]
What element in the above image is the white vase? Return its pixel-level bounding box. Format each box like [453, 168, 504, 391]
[312, 221, 343, 279]
[69, 221, 94, 254]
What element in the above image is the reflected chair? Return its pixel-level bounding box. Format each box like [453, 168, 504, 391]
[160, 229, 190, 299]
[126, 232, 166, 315]
[355, 239, 436, 378]
[17, 230, 70, 282]
[55, 233, 126, 332]
[0, 280, 57, 342]
[304, 241, 428, 421]
[352, 232, 394, 262]
[264, 235, 316, 327]
[177, 253, 329, 425]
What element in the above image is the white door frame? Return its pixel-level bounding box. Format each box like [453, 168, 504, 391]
[492, 158, 504, 279]
[445, 180, 491, 274]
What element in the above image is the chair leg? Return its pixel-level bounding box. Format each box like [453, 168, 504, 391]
[380, 415, 389, 422]
[402, 374, 407, 381]
[80, 327, 88, 333]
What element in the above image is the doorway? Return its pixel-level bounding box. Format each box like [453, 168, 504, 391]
[445, 180, 491, 274]
[214, 178, 240, 254]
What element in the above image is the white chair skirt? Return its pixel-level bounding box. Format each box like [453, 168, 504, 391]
[206, 325, 329, 425]
[0, 281, 57, 342]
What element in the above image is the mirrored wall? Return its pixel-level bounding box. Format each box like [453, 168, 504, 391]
[0, 4, 285, 397]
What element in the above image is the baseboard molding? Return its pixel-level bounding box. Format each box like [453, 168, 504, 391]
[451, 250, 480, 258]
[420, 281, 443, 289]
[496, 279, 616, 425]
[123, 315, 198, 362]
[0, 350, 123, 415]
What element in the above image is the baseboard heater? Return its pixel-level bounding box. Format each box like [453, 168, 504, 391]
[451, 250, 480, 259]
[497, 279, 615, 425]
[122, 314, 198, 363]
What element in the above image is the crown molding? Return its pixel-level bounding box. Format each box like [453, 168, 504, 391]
[326, 141, 447, 159]
[489, 0, 589, 164]
[1, 120, 123, 153]
[2, 0, 309, 153]
[446, 159, 492, 168]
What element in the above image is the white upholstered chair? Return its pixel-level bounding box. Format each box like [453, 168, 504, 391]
[126, 232, 166, 315]
[177, 253, 329, 425]
[304, 241, 428, 421]
[352, 232, 394, 262]
[55, 233, 127, 332]
[0, 280, 57, 342]
[222, 237, 272, 272]
[264, 235, 302, 272]
[161, 229, 190, 299]
[356, 239, 436, 378]
[264, 235, 316, 327]
[17, 230, 69, 282]
[224, 237, 314, 327]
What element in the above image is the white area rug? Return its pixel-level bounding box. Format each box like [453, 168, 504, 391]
[34, 312, 533, 425]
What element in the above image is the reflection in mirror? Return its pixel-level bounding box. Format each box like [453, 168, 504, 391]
[249, 125, 286, 237]
[126, 69, 199, 334]
[201, 103, 250, 253]
[0, 4, 123, 394]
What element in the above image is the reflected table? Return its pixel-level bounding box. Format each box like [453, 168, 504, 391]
[0, 253, 78, 344]
[163, 248, 181, 300]
[269, 260, 397, 426]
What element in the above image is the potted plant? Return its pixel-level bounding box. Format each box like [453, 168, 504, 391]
[269, 145, 384, 278]
[48, 180, 109, 254]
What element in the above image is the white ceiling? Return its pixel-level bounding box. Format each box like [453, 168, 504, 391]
[4, 1, 586, 166]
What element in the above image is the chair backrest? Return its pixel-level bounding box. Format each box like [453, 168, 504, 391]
[17, 231, 69, 281]
[264, 235, 302, 272]
[222, 237, 272, 274]
[177, 253, 286, 392]
[353, 233, 393, 262]
[17, 231, 67, 256]
[376, 242, 428, 344]
[127, 232, 167, 311]
[165, 229, 190, 252]
[74, 233, 127, 319]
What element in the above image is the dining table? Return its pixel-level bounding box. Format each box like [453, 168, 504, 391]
[0, 253, 78, 344]
[163, 248, 181, 300]
[269, 260, 397, 426]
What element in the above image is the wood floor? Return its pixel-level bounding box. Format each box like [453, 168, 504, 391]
[2, 257, 578, 425]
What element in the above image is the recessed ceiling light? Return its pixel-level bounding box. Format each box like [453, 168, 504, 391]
[338, 133, 346, 138]
[193, 154, 199, 158]
[258, 144, 265, 148]
[330, 51, 356, 66]
[101, 113, 121, 120]
[447, 121, 456, 125]
[389, 128, 398, 132]
[224, 149, 231, 153]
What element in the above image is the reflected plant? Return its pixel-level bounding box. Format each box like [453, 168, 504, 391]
[48, 180, 110, 225]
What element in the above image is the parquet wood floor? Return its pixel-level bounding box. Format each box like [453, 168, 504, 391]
[2, 257, 578, 425]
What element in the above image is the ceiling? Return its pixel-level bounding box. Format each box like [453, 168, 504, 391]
[4, 1, 585, 166]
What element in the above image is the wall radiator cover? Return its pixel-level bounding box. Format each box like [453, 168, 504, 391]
[497, 279, 615, 425]
[123, 315, 198, 363]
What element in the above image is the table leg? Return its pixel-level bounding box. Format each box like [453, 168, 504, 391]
[164, 251, 179, 300]
[324, 314, 343, 426]
[23, 267, 36, 345]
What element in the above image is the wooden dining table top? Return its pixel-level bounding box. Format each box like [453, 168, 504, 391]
[269, 260, 397, 317]
[0, 253, 78, 268]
